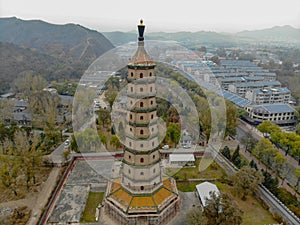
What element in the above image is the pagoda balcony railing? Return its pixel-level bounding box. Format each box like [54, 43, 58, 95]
[128, 118, 158, 127]
[127, 77, 156, 84]
[129, 106, 157, 113]
[125, 132, 159, 140]
[122, 173, 161, 183]
[127, 92, 156, 99]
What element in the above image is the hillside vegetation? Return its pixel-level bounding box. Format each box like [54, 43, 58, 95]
[0, 17, 114, 93]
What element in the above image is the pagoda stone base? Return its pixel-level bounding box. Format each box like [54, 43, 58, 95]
[104, 196, 180, 225]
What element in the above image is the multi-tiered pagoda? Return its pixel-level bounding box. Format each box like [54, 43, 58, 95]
[104, 20, 180, 225]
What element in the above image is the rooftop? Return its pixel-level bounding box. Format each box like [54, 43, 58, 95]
[251, 103, 295, 114]
[107, 177, 178, 213]
[252, 87, 291, 94]
[196, 182, 220, 207]
[169, 154, 195, 162]
[234, 81, 281, 88]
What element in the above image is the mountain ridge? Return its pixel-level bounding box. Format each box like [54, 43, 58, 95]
[103, 25, 300, 46]
[0, 17, 114, 62]
[0, 17, 115, 93]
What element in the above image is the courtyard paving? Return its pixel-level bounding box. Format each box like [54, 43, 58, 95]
[46, 157, 116, 225]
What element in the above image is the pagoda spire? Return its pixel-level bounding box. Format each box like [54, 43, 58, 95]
[138, 19, 145, 41]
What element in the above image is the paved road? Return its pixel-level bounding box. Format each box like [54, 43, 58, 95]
[237, 121, 299, 194]
[238, 119, 299, 168]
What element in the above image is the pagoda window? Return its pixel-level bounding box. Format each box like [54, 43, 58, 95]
[140, 158, 144, 163]
[140, 130, 144, 135]
[131, 72, 134, 77]
[140, 102, 144, 107]
[140, 73, 143, 78]
[140, 116, 144, 120]
[149, 72, 152, 77]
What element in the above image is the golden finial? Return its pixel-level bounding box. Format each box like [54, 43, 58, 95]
[139, 19, 144, 26]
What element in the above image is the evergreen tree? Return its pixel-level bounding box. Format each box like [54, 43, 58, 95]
[262, 170, 279, 195]
[221, 146, 231, 160]
[232, 145, 241, 168]
[249, 160, 258, 170]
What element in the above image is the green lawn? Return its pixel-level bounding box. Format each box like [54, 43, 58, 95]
[81, 192, 104, 223]
[166, 158, 276, 224]
[176, 181, 200, 192]
[165, 158, 226, 180]
[216, 181, 277, 225]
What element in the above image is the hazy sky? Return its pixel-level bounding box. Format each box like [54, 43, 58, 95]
[1, 0, 300, 33]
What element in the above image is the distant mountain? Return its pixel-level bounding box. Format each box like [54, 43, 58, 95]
[103, 31, 137, 46]
[0, 17, 114, 62]
[237, 25, 300, 43]
[104, 25, 300, 47]
[0, 17, 115, 93]
[0, 42, 64, 92]
[103, 30, 238, 47]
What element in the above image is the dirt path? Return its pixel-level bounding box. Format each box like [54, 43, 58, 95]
[0, 167, 62, 225]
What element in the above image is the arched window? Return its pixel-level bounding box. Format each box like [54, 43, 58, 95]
[128, 169, 131, 174]
[130, 114, 132, 119]
[151, 114, 154, 119]
[153, 169, 156, 173]
[129, 155, 131, 159]
[140, 116, 144, 120]
[153, 154, 155, 159]
[140, 130, 144, 135]
[140, 73, 143, 78]
[129, 142, 132, 147]
[149, 72, 152, 77]
[150, 87, 153, 92]
[131, 72, 134, 77]
[141, 186, 144, 190]
[140, 172, 144, 175]
[140, 87, 143, 92]
[140, 144, 143, 148]
[152, 142, 155, 147]
[140, 102, 144, 107]
[130, 127, 132, 132]
[130, 87, 133, 92]
[140, 158, 144, 163]
[150, 100, 153, 105]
